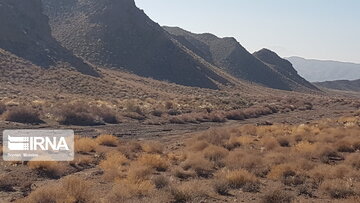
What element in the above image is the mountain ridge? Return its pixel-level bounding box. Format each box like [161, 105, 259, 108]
[164, 26, 318, 92]
[0, 0, 99, 76]
[41, 0, 234, 89]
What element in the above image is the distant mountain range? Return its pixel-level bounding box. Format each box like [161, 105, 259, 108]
[286, 56, 360, 82]
[314, 79, 360, 92]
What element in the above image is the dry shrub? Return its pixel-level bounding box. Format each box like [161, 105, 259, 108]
[61, 176, 94, 202]
[226, 110, 246, 120]
[151, 109, 163, 117]
[0, 101, 6, 114]
[118, 140, 143, 159]
[213, 179, 230, 195]
[124, 111, 147, 121]
[335, 139, 356, 152]
[261, 136, 280, 151]
[307, 164, 332, 184]
[142, 141, 164, 154]
[182, 154, 213, 177]
[345, 153, 360, 170]
[202, 145, 229, 166]
[70, 155, 94, 167]
[95, 134, 118, 146]
[187, 140, 209, 152]
[27, 161, 66, 178]
[293, 141, 317, 158]
[22, 177, 94, 202]
[75, 137, 98, 153]
[99, 151, 128, 180]
[316, 146, 343, 163]
[237, 135, 254, 146]
[92, 105, 120, 124]
[197, 128, 230, 147]
[152, 175, 169, 189]
[170, 180, 209, 203]
[106, 180, 154, 202]
[262, 189, 294, 203]
[17, 184, 62, 203]
[127, 163, 154, 182]
[126, 100, 145, 115]
[268, 163, 297, 180]
[277, 136, 290, 147]
[320, 179, 355, 199]
[58, 103, 102, 126]
[0, 175, 15, 192]
[224, 151, 267, 177]
[220, 169, 260, 192]
[224, 135, 241, 150]
[138, 154, 169, 171]
[173, 167, 194, 179]
[5, 106, 42, 124]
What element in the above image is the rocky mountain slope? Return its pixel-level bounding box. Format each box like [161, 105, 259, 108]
[253, 49, 318, 91]
[41, 0, 233, 89]
[0, 0, 98, 76]
[287, 56, 360, 82]
[314, 79, 360, 92]
[164, 27, 317, 91]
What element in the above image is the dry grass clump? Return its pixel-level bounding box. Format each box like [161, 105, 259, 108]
[152, 175, 169, 189]
[218, 169, 260, 192]
[262, 189, 294, 203]
[95, 134, 118, 146]
[5, 106, 43, 124]
[261, 136, 280, 151]
[58, 103, 120, 125]
[170, 180, 210, 202]
[141, 141, 164, 154]
[127, 163, 154, 183]
[27, 161, 67, 178]
[19, 176, 95, 203]
[138, 154, 169, 172]
[203, 145, 229, 166]
[320, 179, 356, 199]
[99, 151, 128, 180]
[92, 105, 120, 124]
[182, 154, 214, 177]
[224, 150, 268, 177]
[106, 180, 154, 202]
[58, 103, 102, 126]
[75, 137, 98, 153]
[345, 153, 360, 170]
[0, 175, 15, 192]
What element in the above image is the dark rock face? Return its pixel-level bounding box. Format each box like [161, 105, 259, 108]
[0, 0, 98, 76]
[42, 0, 230, 89]
[253, 49, 318, 91]
[164, 27, 293, 91]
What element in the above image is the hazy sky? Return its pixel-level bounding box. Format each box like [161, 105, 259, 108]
[135, 0, 360, 63]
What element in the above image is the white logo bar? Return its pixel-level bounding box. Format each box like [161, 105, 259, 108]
[3, 130, 74, 161]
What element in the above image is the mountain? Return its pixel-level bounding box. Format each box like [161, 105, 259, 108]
[286, 56, 360, 82]
[253, 49, 318, 91]
[314, 79, 360, 92]
[41, 0, 233, 89]
[0, 0, 98, 76]
[164, 27, 317, 91]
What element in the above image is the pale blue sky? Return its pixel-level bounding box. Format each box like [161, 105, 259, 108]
[135, 0, 360, 63]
